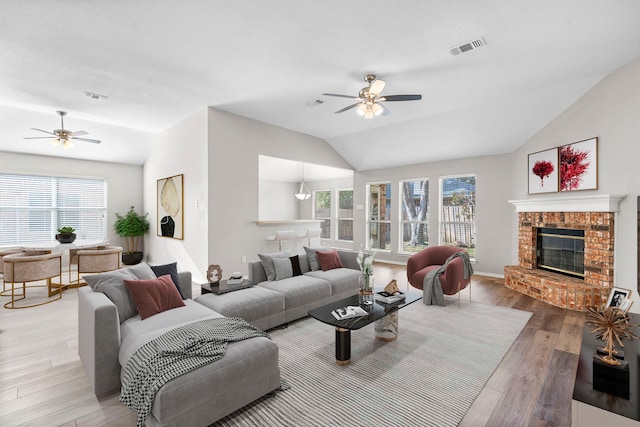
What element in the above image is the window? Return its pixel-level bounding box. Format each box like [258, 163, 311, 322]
[400, 178, 428, 253]
[439, 175, 476, 260]
[0, 173, 107, 246]
[367, 182, 391, 251]
[313, 190, 331, 239]
[337, 189, 353, 241]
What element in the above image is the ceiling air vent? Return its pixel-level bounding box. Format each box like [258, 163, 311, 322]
[449, 37, 486, 56]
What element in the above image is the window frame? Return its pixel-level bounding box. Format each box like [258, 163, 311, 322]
[398, 177, 429, 255]
[335, 188, 353, 242]
[366, 181, 392, 253]
[438, 173, 476, 261]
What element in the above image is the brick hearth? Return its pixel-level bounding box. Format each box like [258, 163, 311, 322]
[504, 211, 614, 311]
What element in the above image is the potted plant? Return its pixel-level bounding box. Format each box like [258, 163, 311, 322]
[114, 206, 150, 265]
[56, 226, 77, 244]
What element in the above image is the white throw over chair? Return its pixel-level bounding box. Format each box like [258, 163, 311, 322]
[265, 230, 296, 251]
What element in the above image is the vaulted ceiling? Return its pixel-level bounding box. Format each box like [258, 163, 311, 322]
[1, 1, 639, 170]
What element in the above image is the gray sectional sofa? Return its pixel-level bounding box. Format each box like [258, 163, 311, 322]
[195, 249, 361, 330]
[78, 264, 280, 427]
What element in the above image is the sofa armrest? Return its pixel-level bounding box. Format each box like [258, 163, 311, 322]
[78, 286, 122, 396]
[177, 271, 193, 299]
[248, 260, 268, 283]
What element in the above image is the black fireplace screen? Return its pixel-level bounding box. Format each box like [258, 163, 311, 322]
[536, 227, 585, 278]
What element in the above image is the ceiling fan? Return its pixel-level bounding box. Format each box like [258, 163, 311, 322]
[24, 110, 101, 149]
[323, 74, 422, 119]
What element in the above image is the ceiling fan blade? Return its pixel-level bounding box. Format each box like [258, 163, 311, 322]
[334, 103, 361, 114]
[323, 93, 359, 99]
[73, 137, 101, 144]
[379, 94, 422, 102]
[369, 79, 386, 96]
[72, 130, 88, 136]
[24, 136, 56, 139]
[30, 128, 57, 136]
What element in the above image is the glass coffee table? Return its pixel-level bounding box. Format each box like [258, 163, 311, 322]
[308, 288, 422, 365]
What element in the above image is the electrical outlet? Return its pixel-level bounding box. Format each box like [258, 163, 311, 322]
[241, 256, 247, 264]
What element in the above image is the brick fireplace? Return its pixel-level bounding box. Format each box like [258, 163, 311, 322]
[504, 195, 624, 311]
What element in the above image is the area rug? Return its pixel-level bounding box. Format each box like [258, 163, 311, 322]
[214, 300, 532, 427]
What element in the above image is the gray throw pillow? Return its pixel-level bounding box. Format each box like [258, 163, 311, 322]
[304, 246, 330, 271]
[273, 257, 293, 280]
[84, 268, 140, 323]
[126, 262, 157, 280]
[258, 251, 291, 281]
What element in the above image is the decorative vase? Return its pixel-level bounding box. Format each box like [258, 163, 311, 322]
[55, 233, 76, 244]
[359, 274, 374, 305]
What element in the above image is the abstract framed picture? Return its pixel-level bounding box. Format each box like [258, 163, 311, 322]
[528, 148, 558, 194]
[157, 174, 184, 239]
[559, 137, 598, 192]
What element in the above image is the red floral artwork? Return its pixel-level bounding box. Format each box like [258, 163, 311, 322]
[560, 145, 591, 191]
[532, 160, 554, 186]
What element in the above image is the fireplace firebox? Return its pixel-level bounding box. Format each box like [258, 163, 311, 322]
[536, 227, 585, 278]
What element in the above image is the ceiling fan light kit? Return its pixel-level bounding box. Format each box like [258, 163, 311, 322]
[24, 110, 101, 149]
[323, 74, 421, 119]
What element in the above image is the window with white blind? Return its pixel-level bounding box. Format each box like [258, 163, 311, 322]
[0, 173, 107, 246]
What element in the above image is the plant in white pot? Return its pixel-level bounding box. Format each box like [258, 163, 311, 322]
[114, 206, 150, 265]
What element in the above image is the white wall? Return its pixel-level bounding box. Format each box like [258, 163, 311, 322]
[143, 109, 208, 282]
[353, 154, 513, 276]
[511, 58, 640, 313]
[207, 108, 353, 276]
[0, 151, 142, 247]
[258, 180, 298, 220]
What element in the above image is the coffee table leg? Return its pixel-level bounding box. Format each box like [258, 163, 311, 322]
[335, 327, 351, 365]
[375, 311, 398, 342]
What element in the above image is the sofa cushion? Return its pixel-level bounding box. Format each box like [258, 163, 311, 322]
[303, 246, 330, 271]
[316, 249, 344, 271]
[83, 262, 157, 323]
[150, 262, 185, 299]
[119, 299, 223, 367]
[124, 275, 186, 320]
[304, 268, 361, 296]
[258, 275, 331, 309]
[273, 257, 293, 280]
[258, 251, 291, 281]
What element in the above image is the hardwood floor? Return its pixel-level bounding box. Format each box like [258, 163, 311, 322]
[0, 264, 584, 426]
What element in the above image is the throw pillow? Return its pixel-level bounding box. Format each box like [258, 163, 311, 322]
[258, 251, 291, 281]
[273, 257, 293, 280]
[123, 274, 186, 320]
[304, 246, 330, 271]
[150, 262, 185, 299]
[316, 249, 344, 271]
[289, 255, 302, 277]
[83, 268, 140, 323]
[126, 262, 158, 280]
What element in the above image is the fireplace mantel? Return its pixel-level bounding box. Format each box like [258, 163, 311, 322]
[508, 194, 625, 213]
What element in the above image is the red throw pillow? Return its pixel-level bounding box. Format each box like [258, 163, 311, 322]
[124, 274, 186, 320]
[316, 250, 344, 271]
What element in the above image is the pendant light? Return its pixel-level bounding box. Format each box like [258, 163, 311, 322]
[294, 163, 311, 200]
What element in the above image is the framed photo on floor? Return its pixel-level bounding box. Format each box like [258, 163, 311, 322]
[528, 147, 558, 194]
[157, 173, 184, 239]
[559, 137, 598, 192]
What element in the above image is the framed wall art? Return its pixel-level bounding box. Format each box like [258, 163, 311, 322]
[157, 173, 184, 239]
[528, 147, 558, 194]
[559, 137, 598, 192]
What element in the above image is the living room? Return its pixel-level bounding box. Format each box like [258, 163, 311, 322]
[1, 1, 640, 426]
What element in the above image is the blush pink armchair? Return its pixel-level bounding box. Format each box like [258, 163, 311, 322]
[407, 246, 471, 303]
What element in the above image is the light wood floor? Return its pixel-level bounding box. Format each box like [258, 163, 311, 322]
[0, 264, 583, 426]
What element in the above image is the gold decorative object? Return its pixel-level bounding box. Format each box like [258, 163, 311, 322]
[384, 279, 399, 294]
[586, 305, 639, 366]
[206, 264, 223, 283]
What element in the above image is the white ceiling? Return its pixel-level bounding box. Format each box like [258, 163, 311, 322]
[1, 1, 639, 170]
